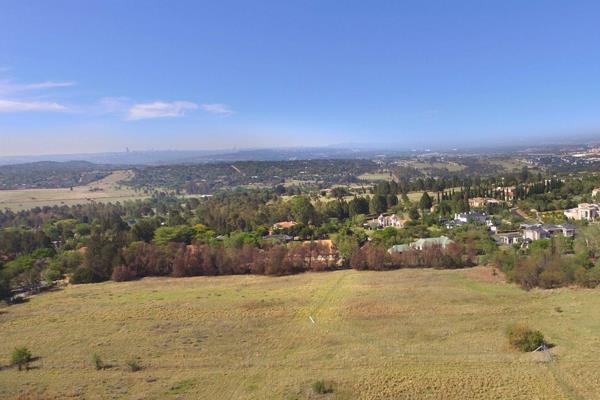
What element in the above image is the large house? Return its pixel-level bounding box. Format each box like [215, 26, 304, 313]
[300, 239, 338, 263]
[564, 203, 600, 221]
[446, 211, 495, 231]
[493, 232, 523, 246]
[521, 223, 576, 241]
[388, 236, 455, 253]
[366, 214, 406, 230]
[468, 197, 503, 208]
[412, 236, 455, 250]
[495, 186, 516, 201]
[273, 221, 297, 230]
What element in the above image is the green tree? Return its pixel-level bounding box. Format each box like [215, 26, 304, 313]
[290, 196, 316, 225]
[348, 197, 369, 217]
[369, 195, 387, 214]
[386, 194, 398, 208]
[408, 207, 420, 221]
[153, 225, 196, 246]
[131, 218, 159, 243]
[419, 192, 433, 210]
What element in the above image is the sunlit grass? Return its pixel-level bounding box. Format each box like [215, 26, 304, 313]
[1, 268, 599, 399]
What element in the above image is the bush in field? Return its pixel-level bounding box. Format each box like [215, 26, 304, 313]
[127, 358, 142, 372]
[91, 353, 104, 370]
[71, 266, 96, 284]
[507, 323, 545, 352]
[312, 380, 332, 394]
[11, 346, 32, 371]
[111, 265, 137, 282]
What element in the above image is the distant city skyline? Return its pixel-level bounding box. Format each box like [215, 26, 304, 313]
[2, 1, 600, 156]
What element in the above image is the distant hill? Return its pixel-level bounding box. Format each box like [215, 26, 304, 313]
[2, 141, 600, 166]
[0, 147, 402, 166]
[0, 161, 113, 190]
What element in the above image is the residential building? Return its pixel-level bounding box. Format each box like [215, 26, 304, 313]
[563, 203, 600, 221]
[469, 197, 503, 208]
[522, 225, 548, 241]
[366, 214, 406, 229]
[496, 186, 516, 201]
[521, 223, 576, 241]
[412, 236, 455, 251]
[273, 221, 297, 230]
[387, 236, 455, 254]
[387, 244, 411, 254]
[447, 211, 494, 230]
[493, 232, 523, 246]
[300, 239, 338, 262]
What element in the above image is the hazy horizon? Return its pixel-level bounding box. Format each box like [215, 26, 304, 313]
[2, 129, 600, 160]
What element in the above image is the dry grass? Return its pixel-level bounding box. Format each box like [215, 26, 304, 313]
[405, 160, 466, 173]
[1, 268, 600, 399]
[0, 170, 147, 211]
[357, 173, 393, 182]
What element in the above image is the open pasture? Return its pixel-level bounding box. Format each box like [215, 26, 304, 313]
[1, 267, 600, 399]
[0, 170, 147, 211]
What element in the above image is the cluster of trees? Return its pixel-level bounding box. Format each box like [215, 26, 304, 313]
[112, 240, 339, 281]
[127, 159, 377, 194]
[350, 243, 467, 271]
[0, 161, 111, 190]
[4, 161, 600, 300]
[495, 225, 600, 290]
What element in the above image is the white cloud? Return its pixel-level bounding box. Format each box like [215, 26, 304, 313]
[0, 78, 74, 113]
[201, 103, 234, 116]
[127, 101, 198, 120]
[0, 80, 75, 95]
[0, 99, 68, 112]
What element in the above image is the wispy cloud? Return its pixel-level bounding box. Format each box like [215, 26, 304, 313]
[0, 78, 73, 113]
[0, 74, 232, 119]
[0, 99, 68, 113]
[0, 80, 75, 95]
[127, 101, 198, 120]
[201, 103, 234, 116]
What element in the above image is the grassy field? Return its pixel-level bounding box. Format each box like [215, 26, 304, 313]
[2, 267, 600, 399]
[487, 158, 530, 172]
[0, 170, 148, 211]
[357, 172, 393, 182]
[404, 160, 466, 173]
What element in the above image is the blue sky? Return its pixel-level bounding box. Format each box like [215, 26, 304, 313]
[1, 0, 600, 156]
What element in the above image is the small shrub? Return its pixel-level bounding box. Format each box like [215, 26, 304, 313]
[111, 265, 137, 282]
[11, 346, 32, 371]
[91, 353, 103, 370]
[507, 323, 545, 352]
[71, 266, 96, 284]
[311, 380, 332, 394]
[127, 359, 142, 372]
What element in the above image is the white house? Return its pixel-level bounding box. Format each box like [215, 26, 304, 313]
[564, 203, 600, 221]
[367, 214, 406, 229]
[494, 232, 523, 246]
[521, 223, 576, 241]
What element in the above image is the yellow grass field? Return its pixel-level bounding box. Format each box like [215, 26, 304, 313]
[0, 170, 148, 211]
[2, 267, 600, 399]
[404, 160, 466, 173]
[357, 172, 393, 182]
